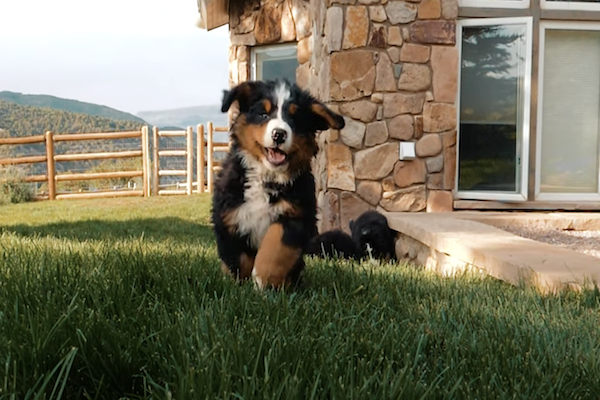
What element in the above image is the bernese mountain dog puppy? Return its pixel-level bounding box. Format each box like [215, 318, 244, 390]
[305, 230, 361, 260]
[350, 210, 397, 261]
[212, 79, 345, 289]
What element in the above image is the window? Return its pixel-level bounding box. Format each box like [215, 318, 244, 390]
[456, 0, 600, 207]
[251, 44, 298, 83]
[456, 18, 532, 201]
[536, 22, 600, 200]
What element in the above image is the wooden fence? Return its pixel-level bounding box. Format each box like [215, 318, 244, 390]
[152, 127, 194, 196]
[197, 122, 229, 193]
[0, 128, 150, 200]
[0, 123, 230, 200]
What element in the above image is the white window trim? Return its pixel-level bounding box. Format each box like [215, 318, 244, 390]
[535, 21, 600, 201]
[250, 43, 298, 81]
[540, 0, 600, 11]
[459, 0, 530, 10]
[455, 17, 533, 202]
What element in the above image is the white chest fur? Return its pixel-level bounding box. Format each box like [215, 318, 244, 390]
[231, 155, 293, 249]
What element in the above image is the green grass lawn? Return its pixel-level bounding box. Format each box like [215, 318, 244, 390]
[1, 196, 600, 399]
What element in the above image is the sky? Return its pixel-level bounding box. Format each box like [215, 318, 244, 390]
[0, 0, 230, 114]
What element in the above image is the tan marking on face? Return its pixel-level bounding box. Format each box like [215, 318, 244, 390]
[233, 115, 268, 163]
[289, 103, 298, 115]
[287, 134, 318, 176]
[311, 103, 343, 130]
[253, 223, 302, 289]
[263, 99, 272, 114]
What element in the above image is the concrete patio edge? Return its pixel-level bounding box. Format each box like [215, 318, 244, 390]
[382, 212, 600, 293]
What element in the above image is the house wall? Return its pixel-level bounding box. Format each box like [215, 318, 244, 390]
[227, 0, 459, 234]
[307, 0, 459, 233]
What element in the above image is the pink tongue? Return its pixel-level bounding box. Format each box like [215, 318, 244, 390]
[268, 148, 286, 164]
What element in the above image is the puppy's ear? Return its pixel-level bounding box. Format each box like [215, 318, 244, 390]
[221, 81, 262, 114]
[349, 220, 355, 231]
[309, 100, 345, 131]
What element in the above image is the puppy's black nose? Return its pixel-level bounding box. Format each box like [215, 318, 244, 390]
[272, 128, 287, 145]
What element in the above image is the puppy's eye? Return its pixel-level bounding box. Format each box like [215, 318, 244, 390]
[260, 112, 269, 120]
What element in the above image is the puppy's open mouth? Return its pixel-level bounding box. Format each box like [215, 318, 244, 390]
[263, 146, 288, 166]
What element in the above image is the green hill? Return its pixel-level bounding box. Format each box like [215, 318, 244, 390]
[0, 101, 143, 138]
[0, 91, 146, 124]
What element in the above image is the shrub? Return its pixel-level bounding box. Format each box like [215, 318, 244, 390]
[0, 166, 33, 204]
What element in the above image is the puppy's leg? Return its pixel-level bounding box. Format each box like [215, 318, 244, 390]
[253, 222, 303, 290]
[221, 253, 255, 280]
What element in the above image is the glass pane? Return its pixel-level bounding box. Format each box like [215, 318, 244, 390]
[540, 29, 600, 194]
[255, 46, 298, 83]
[458, 24, 528, 192]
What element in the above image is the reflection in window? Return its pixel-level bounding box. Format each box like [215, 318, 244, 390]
[253, 45, 298, 83]
[540, 29, 600, 193]
[458, 24, 527, 192]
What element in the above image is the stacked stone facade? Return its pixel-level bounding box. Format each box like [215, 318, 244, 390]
[226, 0, 459, 234]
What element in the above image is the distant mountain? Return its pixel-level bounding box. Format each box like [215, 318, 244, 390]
[0, 91, 146, 124]
[137, 105, 228, 130]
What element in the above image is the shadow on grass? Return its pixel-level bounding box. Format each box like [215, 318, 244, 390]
[0, 217, 216, 245]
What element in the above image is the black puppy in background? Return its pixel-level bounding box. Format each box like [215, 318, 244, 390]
[305, 229, 361, 260]
[350, 210, 396, 261]
[307, 210, 396, 261]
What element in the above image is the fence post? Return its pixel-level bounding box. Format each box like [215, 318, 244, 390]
[152, 126, 159, 196]
[45, 131, 56, 200]
[186, 126, 193, 196]
[141, 126, 149, 197]
[207, 122, 214, 193]
[197, 124, 204, 194]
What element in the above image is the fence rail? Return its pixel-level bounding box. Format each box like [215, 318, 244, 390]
[0, 122, 230, 201]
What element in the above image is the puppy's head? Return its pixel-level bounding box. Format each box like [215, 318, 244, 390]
[221, 80, 344, 177]
[350, 211, 396, 260]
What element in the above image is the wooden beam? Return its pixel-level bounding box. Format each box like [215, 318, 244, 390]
[157, 130, 187, 137]
[158, 150, 187, 157]
[207, 122, 214, 193]
[53, 130, 141, 142]
[56, 170, 143, 181]
[197, 124, 205, 194]
[0, 135, 45, 145]
[0, 155, 46, 165]
[55, 190, 144, 200]
[158, 189, 187, 196]
[46, 131, 56, 200]
[141, 126, 150, 197]
[152, 126, 159, 196]
[54, 150, 142, 162]
[186, 127, 193, 196]
[158, 170, 187, 177]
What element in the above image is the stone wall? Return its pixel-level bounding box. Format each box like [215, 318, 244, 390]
[306, 0, 459, 233]
[226, 0, 459, 234]
[228, 0, 311, 88]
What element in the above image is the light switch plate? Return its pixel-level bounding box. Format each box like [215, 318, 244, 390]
[399, 142, 416, 160]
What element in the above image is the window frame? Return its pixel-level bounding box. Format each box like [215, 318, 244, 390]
[459, 0, 530, 10]
[540, 0, 600, 11]
[534, 20, 600, 201]
[455, 17, 534, 202]
[250, 43, 298, 82]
